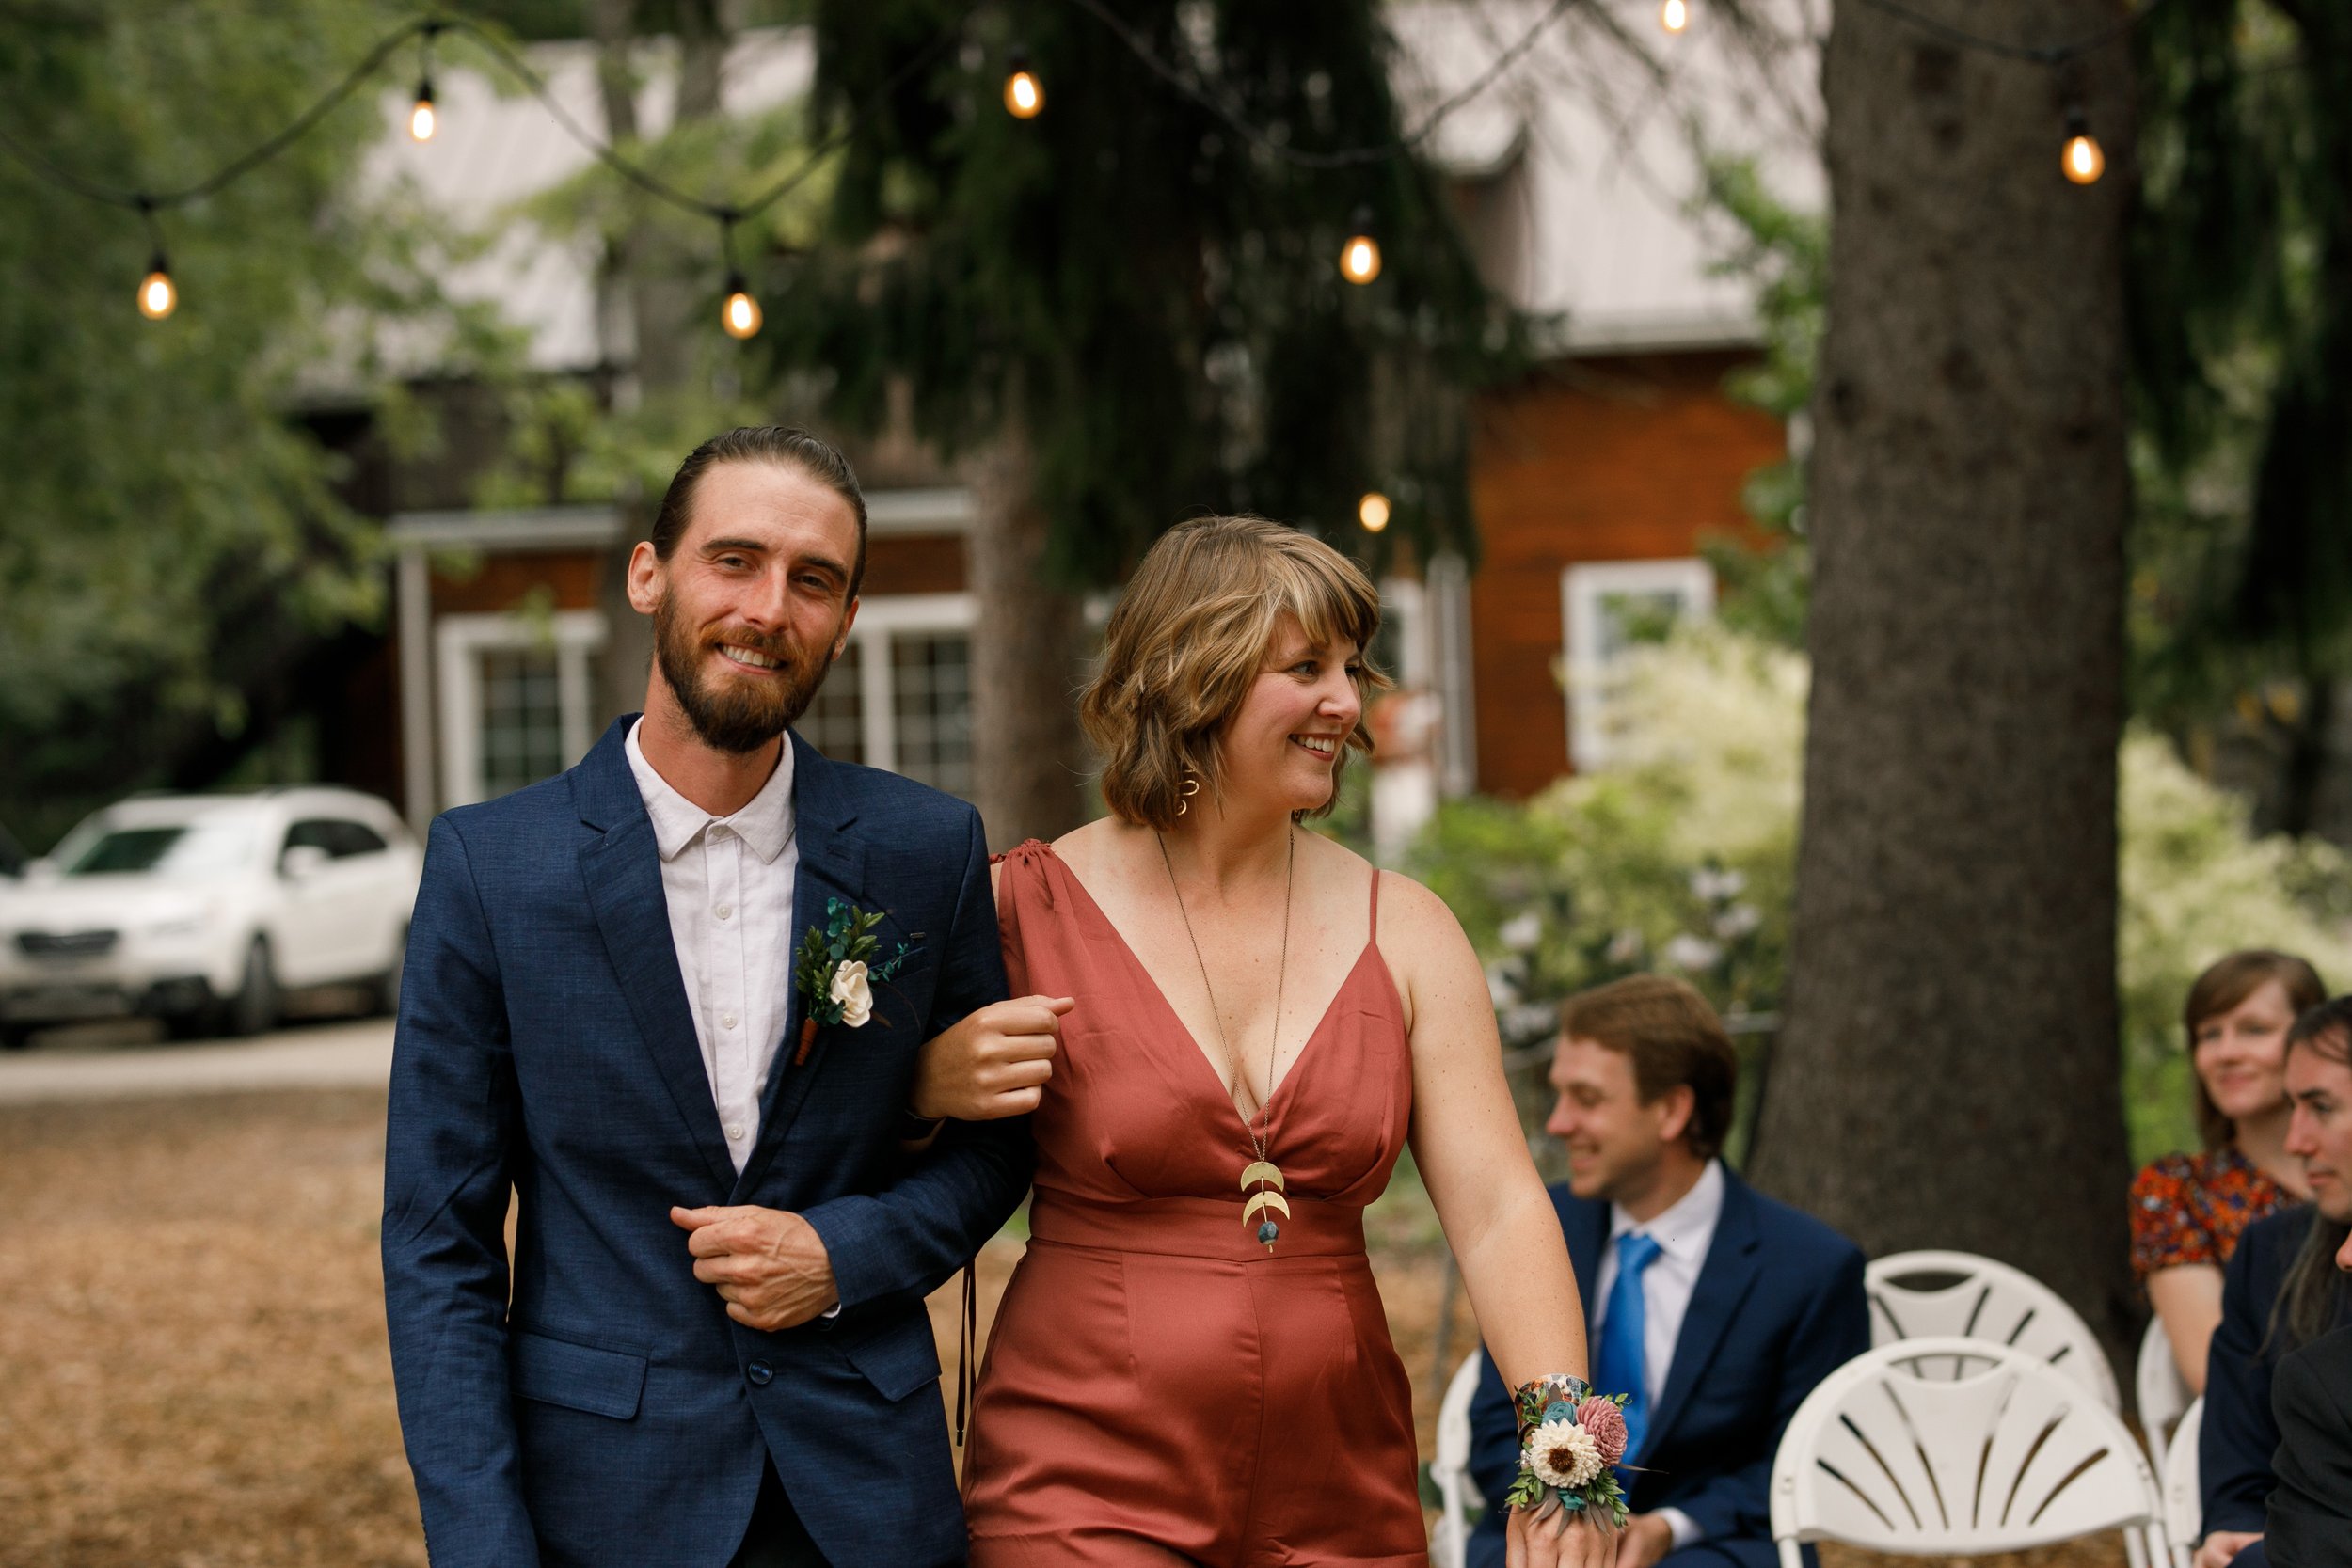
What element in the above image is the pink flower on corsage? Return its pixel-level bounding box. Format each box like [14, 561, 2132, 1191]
[1577, 1395, 1629, 1465]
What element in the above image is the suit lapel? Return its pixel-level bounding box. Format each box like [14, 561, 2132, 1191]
[574, 719, 738, 1194]
[1647, 1169, 1763, 1448]
[732, 733, 864, 1199]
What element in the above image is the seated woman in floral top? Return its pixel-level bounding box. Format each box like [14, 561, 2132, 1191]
[2130, 949, 2321, 1392]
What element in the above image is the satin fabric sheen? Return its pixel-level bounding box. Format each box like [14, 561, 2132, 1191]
[961, 842, 1430, 1567]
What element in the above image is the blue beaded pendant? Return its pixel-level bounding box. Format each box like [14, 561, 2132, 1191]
[1257, 1219, 1280, 1247]
[1241, 1159, 1290, 1253]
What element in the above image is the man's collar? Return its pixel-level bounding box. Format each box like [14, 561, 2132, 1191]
[1610, 1158, 1726, 1261]
[624, 718, 797, 864]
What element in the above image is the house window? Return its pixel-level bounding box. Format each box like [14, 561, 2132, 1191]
[436, 611, 606, 807]
[1560, 560, 1715, 771]
[797, 594, 977, 800]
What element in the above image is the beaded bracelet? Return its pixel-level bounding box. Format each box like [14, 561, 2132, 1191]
[1504, 1374, 1632, 1528]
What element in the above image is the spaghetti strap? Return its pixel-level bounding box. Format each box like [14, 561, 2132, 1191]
[1367, 863, 1381, 934]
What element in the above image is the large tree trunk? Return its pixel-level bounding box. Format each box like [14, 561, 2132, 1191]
[591, 0, 736, 725]
[1749, 2, 2139, 1363]
[961, 417, 1089, 848]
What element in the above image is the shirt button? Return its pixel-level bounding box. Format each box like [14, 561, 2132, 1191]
[722, 1012, 739, 1030]
[716, 904, 733, 920]
[746, 1360, 773, 1386]
[708, 824, 731, 841]
[727, 1123, 745, 1141]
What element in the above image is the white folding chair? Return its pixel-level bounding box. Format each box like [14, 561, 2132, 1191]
[1866, 1250, 2122, 1409]
[1769, 1337, 2170, 1567]
[1429, 1350, 1487, 1568]
[2160, 1398, 2202, 1568]
[2137, 1316, 2194, 1481]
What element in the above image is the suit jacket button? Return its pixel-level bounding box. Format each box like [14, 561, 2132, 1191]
[746, 1360, 774, 1386]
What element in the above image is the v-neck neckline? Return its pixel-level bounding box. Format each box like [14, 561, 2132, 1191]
[1037, 840, 1376, 1139]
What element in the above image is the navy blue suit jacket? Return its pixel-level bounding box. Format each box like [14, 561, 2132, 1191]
[1468, 1169, 1868, 1568]
[2201, 1204, 2352, 1541]
[382, 721, 1032, 1568]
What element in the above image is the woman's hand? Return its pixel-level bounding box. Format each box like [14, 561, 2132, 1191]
[909, 995, 1072, 1121]
[1506, 1497, 1615, 1568]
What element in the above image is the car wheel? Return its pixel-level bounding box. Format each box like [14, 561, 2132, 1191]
[0, 1022, 32, 1052]
[162, 1007, 215, 1043]
[372, 927, 407, 1018]
[226, 935, 278, 1037]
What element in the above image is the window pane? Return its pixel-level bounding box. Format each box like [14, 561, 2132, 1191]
[891, 633, 972, 798]
[799, 641, 866, 764]
[480, 649, 565, 798]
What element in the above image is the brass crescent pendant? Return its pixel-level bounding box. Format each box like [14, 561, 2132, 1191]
[1241, 1161, 1288, 1252]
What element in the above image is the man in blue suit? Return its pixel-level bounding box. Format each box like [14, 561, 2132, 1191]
[383, 428, 1055, 1568]
[2198, 995, 2352, 1568]
[1469, 975, 1867, 1568]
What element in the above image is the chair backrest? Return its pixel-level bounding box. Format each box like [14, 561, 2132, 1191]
[1770, 1337, 2168, 1563]
[1866, 1249, 2121, 1409]
[2160, 1397, 2202, 1568]
[2136, 1317, 2193, 1479]
[1428, 1351, 1487, 1568]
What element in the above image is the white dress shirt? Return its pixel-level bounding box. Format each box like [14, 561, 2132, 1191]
[625, 720, 798, 1174]
[1593, 1157, 1727, 1549]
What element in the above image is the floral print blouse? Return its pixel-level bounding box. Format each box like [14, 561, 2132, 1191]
[2129, 1145, 2295, 1282]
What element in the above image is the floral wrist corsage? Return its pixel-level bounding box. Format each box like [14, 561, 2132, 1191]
[1504, 1374, 1632, 1528]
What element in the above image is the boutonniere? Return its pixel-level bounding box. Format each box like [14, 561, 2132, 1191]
[790, 897, 914, 1066]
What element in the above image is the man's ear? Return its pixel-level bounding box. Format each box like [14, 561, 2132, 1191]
[1654, 1083, 1697, 1148]
[831, 596, 860, 660]
[624, 541, 665, 616]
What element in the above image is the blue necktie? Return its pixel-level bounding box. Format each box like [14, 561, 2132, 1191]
[1593, 1231, 1664, 1470]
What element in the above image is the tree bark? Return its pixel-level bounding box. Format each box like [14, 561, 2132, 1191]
[1749, 2, 2140, 1363]
[961, 415, 1089, 849]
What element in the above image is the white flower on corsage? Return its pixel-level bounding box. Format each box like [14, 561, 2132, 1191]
[1525, 1416, 1604, 1491]
[828, 959, 873, 1028]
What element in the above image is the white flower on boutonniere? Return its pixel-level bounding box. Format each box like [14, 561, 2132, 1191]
[829, 959, 873, 1028]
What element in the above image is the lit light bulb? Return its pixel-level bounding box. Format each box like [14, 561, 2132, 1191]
[722, 273, 762, 340]
[1004, 48, 1043, 119]
[1661, 0, 1690, 33]
[2061, 109, 2105, 185]
[1359, 492, 1391, 532]
[1340, 208, 1382, 285]
[409, 82, 437, 142]
[137, 252, 177, 320]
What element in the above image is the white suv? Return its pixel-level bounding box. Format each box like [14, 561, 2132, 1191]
[0, 788, 422, 1049]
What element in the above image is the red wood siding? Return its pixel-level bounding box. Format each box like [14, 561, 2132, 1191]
[1467, 351, 1784, 800]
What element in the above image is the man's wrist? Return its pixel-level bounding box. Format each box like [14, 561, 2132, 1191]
[900, 1105, 947, 1139]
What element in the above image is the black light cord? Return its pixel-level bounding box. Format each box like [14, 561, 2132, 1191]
[1844, 0, 2166, 66]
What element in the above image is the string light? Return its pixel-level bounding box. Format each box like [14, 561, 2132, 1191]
[717, 212, 761, 338]
[137, 250, 177, 320]
[1661, 0, 1691, 34]
[409, 23, 441, 142]
[1359, 492, 1391, 532]
[1003, 46, 1043, 119]
[1340, 207, 1381, 285]
[2061, 105, 2105, 185]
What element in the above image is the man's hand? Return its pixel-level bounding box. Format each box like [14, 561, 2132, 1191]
[910, 995, 1073, 1121]
[2194, 1530, 2263, 1568]
[1611, 1513, 1673, 1568]
[670, 1205, 837, 1331]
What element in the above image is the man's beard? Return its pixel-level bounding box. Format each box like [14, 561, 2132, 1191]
[653, 592, 834, 754]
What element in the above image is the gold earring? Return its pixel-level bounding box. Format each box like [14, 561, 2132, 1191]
[1176, 771, 1201, 817]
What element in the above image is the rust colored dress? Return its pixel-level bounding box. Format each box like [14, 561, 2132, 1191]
[961, 841, 1428, 1568]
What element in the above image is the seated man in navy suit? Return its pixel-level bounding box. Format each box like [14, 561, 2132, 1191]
[1468, 974, 1868, 1568]
[2198, 995, 2352, 1568]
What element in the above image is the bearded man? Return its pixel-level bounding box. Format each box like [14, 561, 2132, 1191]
[383, 428, 1060, 1568]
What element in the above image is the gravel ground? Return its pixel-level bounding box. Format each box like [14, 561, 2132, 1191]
[0, 1090, 2123, 1568]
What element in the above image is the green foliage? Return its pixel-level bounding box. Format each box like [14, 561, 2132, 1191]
[0, 1, 491, 837]
[760, 0, 1529, 585]
[1410, 626, 2352, 1169]
[791, 895, 912, 1027]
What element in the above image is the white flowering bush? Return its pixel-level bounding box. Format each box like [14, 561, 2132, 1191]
[1411, 625, 2352, 1164]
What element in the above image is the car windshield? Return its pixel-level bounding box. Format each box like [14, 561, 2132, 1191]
[59, 819, 256, 879]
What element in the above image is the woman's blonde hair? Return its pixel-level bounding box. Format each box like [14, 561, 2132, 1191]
[1081, 515, 1390, 830]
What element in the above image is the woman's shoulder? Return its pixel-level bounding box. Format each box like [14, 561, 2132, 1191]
[2131, 1149, 2209, 1202]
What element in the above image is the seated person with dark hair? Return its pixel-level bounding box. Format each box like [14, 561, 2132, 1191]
[2198, 996, 2352, 1568]
[1466, 975, 1869, 1568]
[2266, 1311, 2352, 1566]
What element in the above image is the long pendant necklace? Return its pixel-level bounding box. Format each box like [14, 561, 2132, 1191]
[1155, 825, 1295, 1253]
